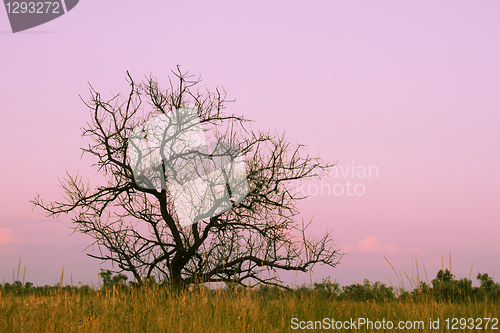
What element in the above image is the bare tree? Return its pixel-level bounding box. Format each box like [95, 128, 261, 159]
[32, 67, 342, 288]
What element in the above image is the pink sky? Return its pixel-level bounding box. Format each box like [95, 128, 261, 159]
[1, 0, 499, 288]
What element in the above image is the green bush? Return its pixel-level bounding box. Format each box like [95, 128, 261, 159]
[98, 269, 128, 289]
[313, 276, 341, 297]
[339, 279, 395, 302]
[2, 269, 499, 303]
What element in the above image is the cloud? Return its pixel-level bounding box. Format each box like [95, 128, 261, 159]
[342, 236, 422, 255]
[0, 229, 21, 244]
[358, 236, 379, 253]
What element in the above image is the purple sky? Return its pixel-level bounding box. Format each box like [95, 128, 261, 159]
[1, 1, 499, 289]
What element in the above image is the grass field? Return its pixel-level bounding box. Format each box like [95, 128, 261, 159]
[1, 284, 499, 332]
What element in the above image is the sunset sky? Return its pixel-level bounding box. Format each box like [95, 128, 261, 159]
[1, 0, 499, 288]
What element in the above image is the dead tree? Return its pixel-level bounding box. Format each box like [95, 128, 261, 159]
[32, 67, 342, 288]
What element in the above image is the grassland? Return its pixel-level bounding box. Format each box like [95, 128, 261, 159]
[1, 284, 499, 332]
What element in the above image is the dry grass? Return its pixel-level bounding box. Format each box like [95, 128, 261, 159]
[1, 285, 498, 332]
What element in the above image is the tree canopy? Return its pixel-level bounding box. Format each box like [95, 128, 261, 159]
[32, 67, 342, 288]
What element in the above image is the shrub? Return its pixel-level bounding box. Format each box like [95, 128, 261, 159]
[99, 270, 129, 290]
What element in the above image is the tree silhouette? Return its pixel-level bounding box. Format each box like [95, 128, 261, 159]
[32, 67, 342, 288]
